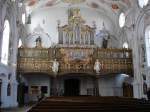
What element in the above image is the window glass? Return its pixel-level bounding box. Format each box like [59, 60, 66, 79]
[7, 83, 11, 96]
[138, 0, 149, 8]
[22, 13, 26, 24]
[119, 13, 125, 28]
[18, 38, 23, 48]
[1, 20, 10, 65]
[123, 42, 128, 48]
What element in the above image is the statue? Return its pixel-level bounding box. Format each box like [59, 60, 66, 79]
[102, 37, 108, 48]
[52, 59, 59, 74]
[94, 59, 101, 74]
[35, 36, 42, 48]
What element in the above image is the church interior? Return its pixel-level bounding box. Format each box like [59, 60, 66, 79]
[1, 0, 150, 111]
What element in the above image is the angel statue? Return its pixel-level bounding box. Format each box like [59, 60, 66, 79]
[94, 59, 101, 74]
[52, 59, 59, 74]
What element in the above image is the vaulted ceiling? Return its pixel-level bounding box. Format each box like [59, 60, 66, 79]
[24, 0, 135, 14]
[24, 0, 137, 28]
[23, 0, 138, 46]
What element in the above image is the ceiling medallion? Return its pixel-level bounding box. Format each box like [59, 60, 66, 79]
[62, 0, 86, 4]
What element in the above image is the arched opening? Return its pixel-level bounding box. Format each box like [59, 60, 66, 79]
[119, 12, 125, 28]
[1, 20, 10, 65]
[64, 78, 80, 96]
[123, 42, 128, 49]
[7, 83, 11, 96]
[18, 38, 23, 48]
[138, 0, 149, 8]
[22, 13, 26, 24]
[145, 25, 150, 66]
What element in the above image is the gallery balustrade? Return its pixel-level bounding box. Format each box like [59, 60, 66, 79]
[17, 47, 133, 76]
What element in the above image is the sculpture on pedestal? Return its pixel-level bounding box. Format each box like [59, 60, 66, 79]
[94, 59, 101, 74]
[35, 36, 42, 48]
[52, 59, 59, 74]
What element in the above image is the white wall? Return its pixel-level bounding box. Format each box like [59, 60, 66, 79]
[80, 77, 95, 95]
[24, 75, 51, 101]
[98, 75, 130, 96]
[99, 76, 115, 96]
[25, 7, 115, 48]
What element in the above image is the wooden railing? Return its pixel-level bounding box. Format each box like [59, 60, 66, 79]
[93, 48, 133, 75]
[17, 47, 133, 76]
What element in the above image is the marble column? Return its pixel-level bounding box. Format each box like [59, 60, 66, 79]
[1, 81, 8, 108]
[133, 79, 143, 98]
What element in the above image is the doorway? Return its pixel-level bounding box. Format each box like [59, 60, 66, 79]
[123, 82, 133, 97]
[64, 79, 80, 96]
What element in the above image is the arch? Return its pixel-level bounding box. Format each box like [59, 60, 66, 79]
[22, 13, 26, 24]
[1, 19, 10, 65]
[18, 38, 23, 48]
[138, 0, 149, 8]
[7, 83, 11, 96]
[123, 42, 128, 48]
[119, 12, 126, 28]
[8, 73, 12, 80]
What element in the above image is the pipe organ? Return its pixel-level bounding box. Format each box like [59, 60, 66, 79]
[17, 8, 133, 77]
[58, 8, 95, 46]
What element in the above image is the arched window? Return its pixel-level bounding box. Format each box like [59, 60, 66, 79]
[18, 38, 23, 48]
[145, 26, 150, 66]
[123, 42, 128, 49]
[119, 12, 125, 28]
[1, 20, 10, 65]
[138, 0, 149, 8]
[7, 83, 11, 96]
[22, 13, 26, 24]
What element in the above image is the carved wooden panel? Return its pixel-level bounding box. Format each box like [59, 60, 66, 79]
[17, 47, 133, 76]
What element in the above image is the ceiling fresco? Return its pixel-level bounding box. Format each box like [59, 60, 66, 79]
[62, 0, 86, 4]
[25, 0, 133, 12]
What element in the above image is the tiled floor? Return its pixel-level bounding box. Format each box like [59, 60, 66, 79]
[1, 106, 31, 112]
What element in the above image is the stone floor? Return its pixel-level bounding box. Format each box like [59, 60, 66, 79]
[1, 106, 31, 112]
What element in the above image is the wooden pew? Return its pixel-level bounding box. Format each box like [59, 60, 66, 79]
[28, 96, 150, 112]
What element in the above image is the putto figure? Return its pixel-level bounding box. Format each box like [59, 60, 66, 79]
[52, 59, 59, 74]
[94, 59, 101, 74]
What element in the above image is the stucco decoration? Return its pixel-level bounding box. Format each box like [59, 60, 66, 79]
[25, 24, 52, 48]
[28, 0, 37, 6]
[62, 0, 86, 4]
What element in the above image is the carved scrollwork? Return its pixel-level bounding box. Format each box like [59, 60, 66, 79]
[17, 47, 133, 76]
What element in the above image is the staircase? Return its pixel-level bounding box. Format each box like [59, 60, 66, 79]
[28, 96, 150, 112]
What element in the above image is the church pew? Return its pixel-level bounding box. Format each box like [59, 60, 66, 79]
[28, 96, 150, 112]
